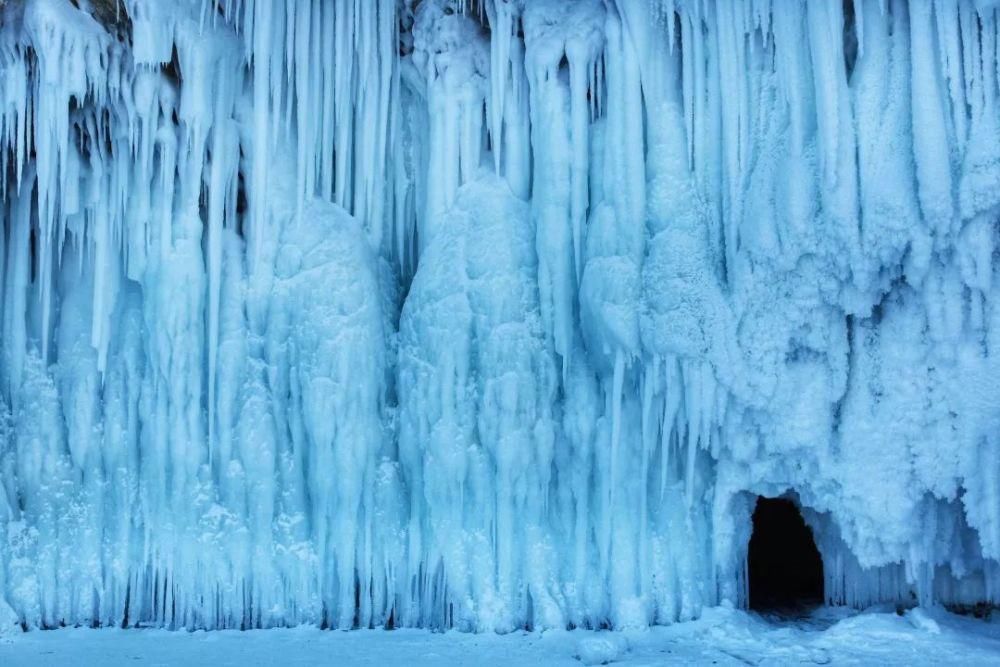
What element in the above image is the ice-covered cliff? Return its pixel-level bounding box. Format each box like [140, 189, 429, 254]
[0, 0, 997, 632]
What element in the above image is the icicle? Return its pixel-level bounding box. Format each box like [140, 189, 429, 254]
[684, 361, 699, 508]
[609, 348, 625, 513]
[910, 0, 955, 236]
[854, 0, 864, 59]
[486, 0, 514, 174]
[249, 0, 272, 269]
[660, 356, 681, 500]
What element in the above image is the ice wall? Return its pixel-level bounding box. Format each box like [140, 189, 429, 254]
[0, 0, 998, 632]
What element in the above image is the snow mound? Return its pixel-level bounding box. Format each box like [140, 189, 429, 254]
[575, 632, 628, 665]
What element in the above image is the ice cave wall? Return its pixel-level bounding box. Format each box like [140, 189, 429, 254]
[0, 0, 998, 632]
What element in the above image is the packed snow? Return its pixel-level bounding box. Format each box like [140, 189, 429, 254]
[0, 0, 997, 643]
[4, 605, 1000, 665]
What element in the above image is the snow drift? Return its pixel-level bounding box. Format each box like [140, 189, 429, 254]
[0, 0, 998, 632]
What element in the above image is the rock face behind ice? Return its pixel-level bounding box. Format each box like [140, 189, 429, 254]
[0, 0, 999, 633]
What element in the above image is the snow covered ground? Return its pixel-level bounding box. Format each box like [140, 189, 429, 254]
[2, 606, 1000, 666]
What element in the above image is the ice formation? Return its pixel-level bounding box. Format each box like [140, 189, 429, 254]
[0, 0, 998, 632]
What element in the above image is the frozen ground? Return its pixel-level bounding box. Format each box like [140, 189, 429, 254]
[2, 605, 999, 666]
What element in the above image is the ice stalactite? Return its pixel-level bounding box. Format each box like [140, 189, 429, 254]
[398, 176, 559, 630]
[0, 0, 999, 633]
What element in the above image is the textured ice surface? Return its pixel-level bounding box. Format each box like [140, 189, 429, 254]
[0, 0, 998, 632]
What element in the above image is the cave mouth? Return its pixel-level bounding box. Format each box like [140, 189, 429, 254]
[748, 497, 824, 612]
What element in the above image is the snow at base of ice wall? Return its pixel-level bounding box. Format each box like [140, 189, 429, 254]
[0, 0, 998, 632]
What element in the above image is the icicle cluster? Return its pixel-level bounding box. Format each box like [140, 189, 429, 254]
[0, 0, 998, 632]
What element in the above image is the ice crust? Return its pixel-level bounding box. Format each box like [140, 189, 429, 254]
[0, 0, 998, 632]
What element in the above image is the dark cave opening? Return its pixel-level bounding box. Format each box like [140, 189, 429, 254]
[748, 497, 825, 612]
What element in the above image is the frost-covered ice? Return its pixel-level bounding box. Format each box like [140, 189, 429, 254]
[3, 606, 1000, 666]
[0, 0, 999, 637]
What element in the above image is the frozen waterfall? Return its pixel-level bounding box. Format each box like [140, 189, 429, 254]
[0, 0, 998, 632]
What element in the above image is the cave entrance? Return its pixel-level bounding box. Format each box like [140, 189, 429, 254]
[748, 497, 824, 611]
